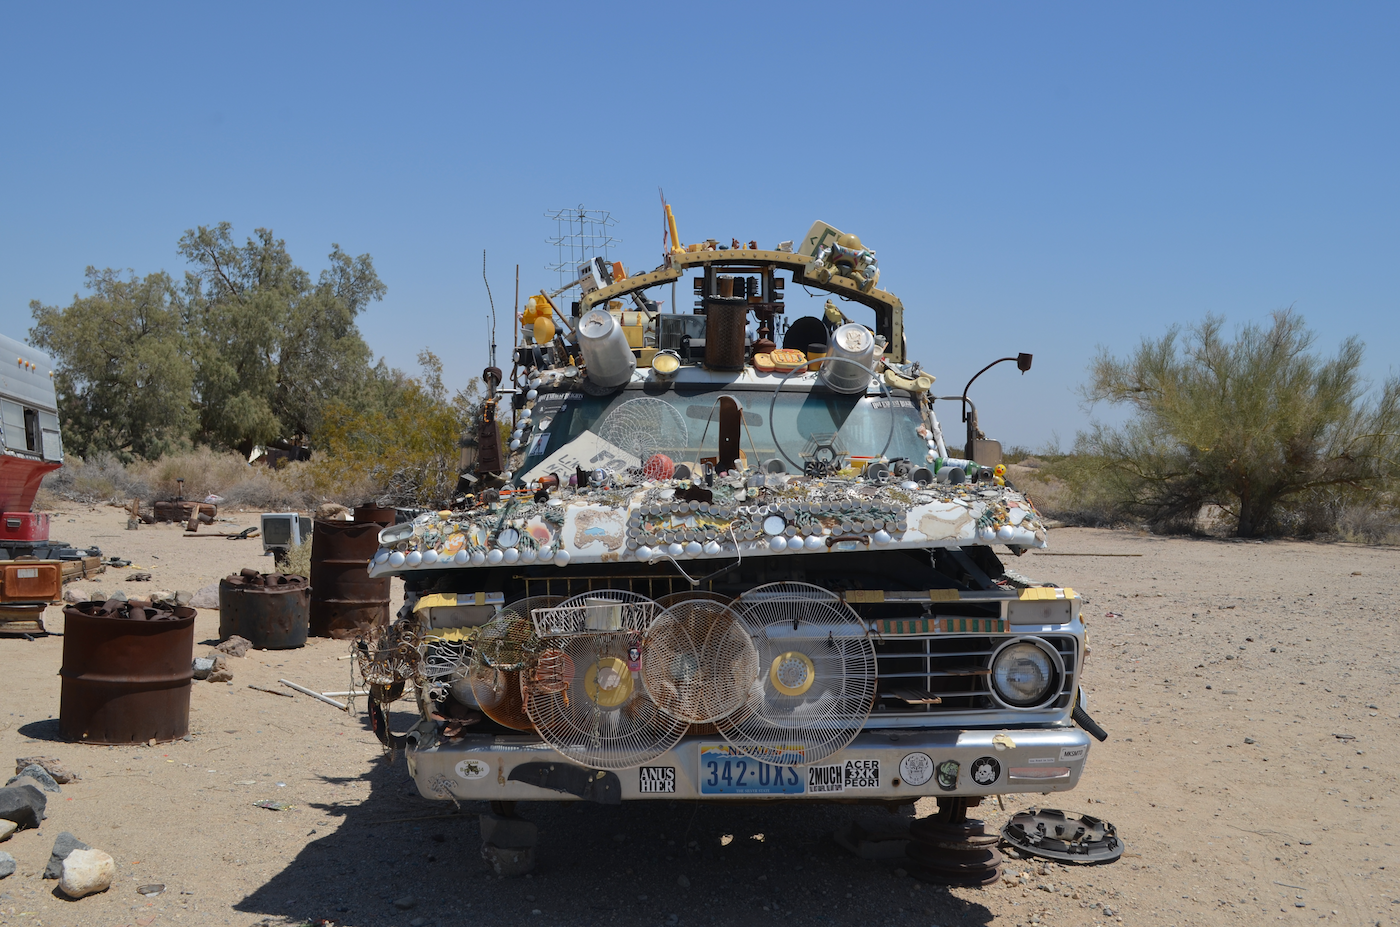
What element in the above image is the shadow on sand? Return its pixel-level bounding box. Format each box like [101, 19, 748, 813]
[230, 713, 996, 927]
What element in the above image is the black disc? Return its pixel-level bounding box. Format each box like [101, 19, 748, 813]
[782, 316, 829, 352]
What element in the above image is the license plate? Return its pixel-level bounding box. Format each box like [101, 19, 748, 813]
[699, 745, 804, 795]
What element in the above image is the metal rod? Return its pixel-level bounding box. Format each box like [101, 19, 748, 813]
[279, 678, 347, 710]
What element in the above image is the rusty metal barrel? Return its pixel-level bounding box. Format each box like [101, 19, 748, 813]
[219, 570, 310, 649]
[59, 600, 196, 744]
[309, 518, 390, 639]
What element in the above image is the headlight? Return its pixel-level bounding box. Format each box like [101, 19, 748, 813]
[990, 639, 1061, 708]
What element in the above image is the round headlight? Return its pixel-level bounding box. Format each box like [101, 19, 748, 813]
[990, 639, 1060, 708]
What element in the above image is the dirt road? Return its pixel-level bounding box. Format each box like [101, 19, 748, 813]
[0, 508, 1396, 927]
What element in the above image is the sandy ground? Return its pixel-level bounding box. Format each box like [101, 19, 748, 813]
[0, 505, 1397, 927]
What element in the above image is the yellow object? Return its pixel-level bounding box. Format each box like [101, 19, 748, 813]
[993, 463, 1006, 487]
[753, 353, 776, 374]
[533, 315, 557, 343]
[666, 203, 683, 255]
[770, 651, 816, 696]
[638, 347, 658, 367]
[583, 656, 634, 707]
[769, 348, 806, 372]
[823, 299, 847, 326]
[611, 261, 627, 281]
[652, 351, 680, 376]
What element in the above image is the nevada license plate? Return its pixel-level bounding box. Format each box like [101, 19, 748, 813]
[699, 745, 804, 795]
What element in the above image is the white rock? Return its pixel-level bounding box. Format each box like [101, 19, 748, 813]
[0, 819, 16, 841]
[59, 848, 115, 898]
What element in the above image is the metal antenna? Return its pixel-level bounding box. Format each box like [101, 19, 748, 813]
[483, 250, 497, 371]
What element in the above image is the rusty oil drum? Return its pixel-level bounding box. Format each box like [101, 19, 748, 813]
[59, 601, 195, 744]
[219, 571, 310, 649]
[309, 518, 390, 639]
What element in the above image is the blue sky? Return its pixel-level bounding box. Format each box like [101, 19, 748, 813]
[3, 3, 1396, 451]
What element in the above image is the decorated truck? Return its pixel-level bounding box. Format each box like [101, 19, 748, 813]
[359, 220, 1108, 882]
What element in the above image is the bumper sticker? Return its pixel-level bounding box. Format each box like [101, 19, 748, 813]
[900, 752, 934, 787]
[455, 759, 490, 780]
[1060, 745, 1088, 762]
[970, 756, 1001, 786]
[639, 766, 676, 793]
[936, 760, 960, 791]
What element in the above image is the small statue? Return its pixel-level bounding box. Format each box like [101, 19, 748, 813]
[805, 232, 879, 292]
[993, 464, 1007, 487]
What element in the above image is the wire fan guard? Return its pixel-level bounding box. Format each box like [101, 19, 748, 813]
[597, 397, 690, 463]
[523, 628, 688, 770]
[467, 596, 559, 731]
[715, 582, 877, 766]
[531, 589, 659, 637]
[643, 598, 758, 724]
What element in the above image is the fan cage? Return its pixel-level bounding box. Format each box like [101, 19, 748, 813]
[531, 588, 659, 637]
[642, 598, 758, 725]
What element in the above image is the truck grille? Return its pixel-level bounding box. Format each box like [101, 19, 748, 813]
[871, 634, 1077, 717]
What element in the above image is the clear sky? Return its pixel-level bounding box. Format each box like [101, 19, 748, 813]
[3, 3, 1396, 451]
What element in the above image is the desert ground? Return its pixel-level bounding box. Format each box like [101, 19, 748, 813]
[0, 504, 1396, 927]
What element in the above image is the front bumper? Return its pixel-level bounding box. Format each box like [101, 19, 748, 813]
[406, 728, 1091, 804]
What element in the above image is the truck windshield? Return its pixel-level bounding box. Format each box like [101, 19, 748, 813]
[518, 385, 926, 478]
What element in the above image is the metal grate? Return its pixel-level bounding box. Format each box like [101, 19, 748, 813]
[871, 634, 1077, 717]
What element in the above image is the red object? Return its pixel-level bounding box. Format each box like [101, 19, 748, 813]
[643, 454, 676, 481]
[0, 455, 59, 519]
[0, 511, 49, 542]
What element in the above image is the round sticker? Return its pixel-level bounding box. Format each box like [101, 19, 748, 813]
[936, 759, 960, 791]
[970, 756, 1001, 786]
[455, 759, 490, 780]
[899, 752, 934, 787]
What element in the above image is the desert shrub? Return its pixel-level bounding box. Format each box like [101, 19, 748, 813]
[313, 351, 478, 508]
[280, 537, 313, 578]
[1079, 311, 1400, 537]
[41, 452, 152, 504]
[1009, 454, 1126, 528]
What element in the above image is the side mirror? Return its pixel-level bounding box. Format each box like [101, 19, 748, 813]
[1017, 353, 1033, 373]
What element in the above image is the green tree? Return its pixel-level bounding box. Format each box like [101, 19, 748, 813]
[1079, 310, 1400, 536]
[28, 268, 195, 460]
[314, 351, 480, 507]
[178, 223, 385, 453]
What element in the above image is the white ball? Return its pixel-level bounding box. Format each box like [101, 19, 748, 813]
[805, 535, 824, 550]
[703, 540, 721, 555]
[503, 548, 520, 563]
[527, 389, 538, 401]
[1011, 527, 1038, 547]
[486, 548, 504, 564]
[926, 451, 937, 462]
[405, 551, 422, 566]
[520, 547, 537, 563]
[470, 549, 486, 565]
[520, 408, 532, 420]
[422, 549, 439, 563]
[684, 541, 703, 556]
[873, 530, 891, 545]
[537, 546, 554, 561]
[636, 546, 653, 560]
[374, 550, 389, 564]
[667, 543, 685, 558]
[453, 549, 470, 564]
[996, 525, 1016, 542]
[529, 377, 541, 389]
[509, 439, 521, 450]
[554, 549, 570, 566]
[769, 536, 787, 552]
[388, 550, 405, 566]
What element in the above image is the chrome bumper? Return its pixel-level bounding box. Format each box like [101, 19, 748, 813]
[407, 728, 1091, 803]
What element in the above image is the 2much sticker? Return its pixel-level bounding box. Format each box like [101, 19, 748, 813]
[807, 759, 881, 794]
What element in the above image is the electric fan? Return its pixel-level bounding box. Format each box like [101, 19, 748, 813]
[597, 397, 690, 464]
[523, 591, 687, 769]
[466, 595, 560, 731]
[643, 597, 758, 725]
[714, 582, 877, 766]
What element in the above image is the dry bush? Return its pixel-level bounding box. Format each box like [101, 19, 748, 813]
[40, 452, 152, 505]
[1008, 455, 1124, 528]
[279, 537, 313, 578]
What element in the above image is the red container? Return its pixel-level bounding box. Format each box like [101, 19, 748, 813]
[0, 512, 49, 542]
[0, 561, 62, 603]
